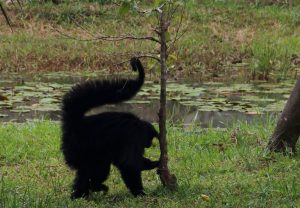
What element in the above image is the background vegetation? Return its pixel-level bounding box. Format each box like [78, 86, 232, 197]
[1, 0, 300, 81]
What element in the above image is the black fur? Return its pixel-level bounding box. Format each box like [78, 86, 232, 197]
[61, 58, 159, 199]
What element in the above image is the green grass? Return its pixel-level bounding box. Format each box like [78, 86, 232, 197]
[0, 120, 299, 207]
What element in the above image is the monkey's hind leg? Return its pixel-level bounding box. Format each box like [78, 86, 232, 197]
[71, 169, 90, 199]
[89, 162, 110, 193]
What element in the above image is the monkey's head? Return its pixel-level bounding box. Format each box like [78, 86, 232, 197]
[143, 122, 159, 148]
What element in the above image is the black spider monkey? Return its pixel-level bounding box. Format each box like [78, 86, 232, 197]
[61, 57, 159, 199]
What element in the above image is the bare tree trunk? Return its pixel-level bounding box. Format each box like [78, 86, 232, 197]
[267, 78, 300, 153]
[157, 9, 177, 191]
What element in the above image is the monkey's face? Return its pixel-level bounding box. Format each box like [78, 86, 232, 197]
[144, 136, 155, 148]
[144, 126, 159, 148]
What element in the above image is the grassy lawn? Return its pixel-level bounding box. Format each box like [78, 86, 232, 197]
[1, 1, 300, 80]
[0, 120, 299, 207]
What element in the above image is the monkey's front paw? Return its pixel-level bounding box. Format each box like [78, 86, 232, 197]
[153, 160, 160, 168]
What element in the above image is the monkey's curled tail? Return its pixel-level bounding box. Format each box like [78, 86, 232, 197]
[61, 57, 145, 128]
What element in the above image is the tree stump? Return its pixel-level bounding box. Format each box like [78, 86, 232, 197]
[267, 78, 300, 153]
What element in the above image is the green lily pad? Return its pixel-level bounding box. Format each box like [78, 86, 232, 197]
[31, 104, 60, 112]
[39, 98, 60, 104]
[125, 100, 151, 104]
[0, 101, 13, 108]
[14, 86, 36, 91]
[265, 101, 286, 112]
[137, 91, 151, 96]
[241, 95, 272, 102]
[10, 107, 31, 113]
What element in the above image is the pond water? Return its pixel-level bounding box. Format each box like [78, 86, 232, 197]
[0, 72, 295, 127]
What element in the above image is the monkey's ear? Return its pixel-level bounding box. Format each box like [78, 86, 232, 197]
[144, 136, 154, 148]
[142, 127, 158, 148]
[154, 130, 159, 138]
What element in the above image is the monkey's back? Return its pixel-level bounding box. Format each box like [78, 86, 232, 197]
[61, 111, 149, 169]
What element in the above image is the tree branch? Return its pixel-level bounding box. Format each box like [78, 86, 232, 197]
[0, 2, 13, 32]
[114, 54, 160, 66]
[53, 27, 160, 43]
[167, 6, 188, 55]
[135, 2, 166, 16]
